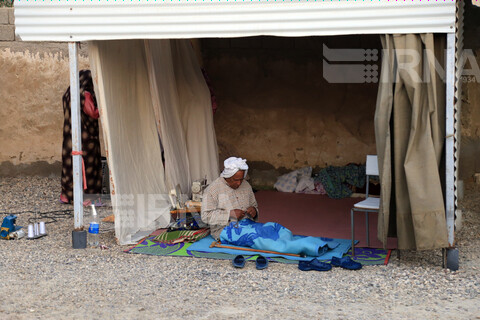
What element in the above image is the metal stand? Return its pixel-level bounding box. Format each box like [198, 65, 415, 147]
[69, 42, 85, 249]
[446, 248, 459, 271]
[72, 230, 87, 249]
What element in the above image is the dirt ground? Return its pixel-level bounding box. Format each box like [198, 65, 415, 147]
[0, 176, 479, 319]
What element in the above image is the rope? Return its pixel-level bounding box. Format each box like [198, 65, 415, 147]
[71, 150, 87, 190]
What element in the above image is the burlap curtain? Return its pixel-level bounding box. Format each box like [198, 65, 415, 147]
[375, 34, 448, 250]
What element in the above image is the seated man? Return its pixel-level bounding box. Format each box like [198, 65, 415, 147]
[202, 157, 339, 257]
[201, 157, 259, 240]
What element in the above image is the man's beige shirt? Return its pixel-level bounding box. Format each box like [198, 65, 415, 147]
[201, 177, 259, 239]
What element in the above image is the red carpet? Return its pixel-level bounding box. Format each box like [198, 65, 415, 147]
[255, 190, 397, 249]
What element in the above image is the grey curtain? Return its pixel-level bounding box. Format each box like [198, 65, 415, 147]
[375, 34, 448, 250]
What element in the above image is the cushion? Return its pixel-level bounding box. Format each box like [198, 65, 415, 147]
[274, 171, 298, 193]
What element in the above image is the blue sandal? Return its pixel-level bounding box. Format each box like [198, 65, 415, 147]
[298, 258, 332, 271]
[256, 255, 268, 270]
[232, 255, 246, 268]
[331, 256, 362, 270]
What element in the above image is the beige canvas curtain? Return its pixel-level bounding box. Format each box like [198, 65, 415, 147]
[375, 34, 448, 250]
[145, 39, 219, 193]
[89, 39, 219, 244]
[144, 40, 192, 194]
[169, 40, 220, 186]
[89, 40, 171, 244]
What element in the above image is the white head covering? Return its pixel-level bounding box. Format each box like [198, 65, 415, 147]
[220, 157, 248, 178]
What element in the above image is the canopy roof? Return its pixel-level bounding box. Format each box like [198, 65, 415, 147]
[15, 0, 455, 42]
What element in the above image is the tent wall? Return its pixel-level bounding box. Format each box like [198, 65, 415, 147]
[202, 35, 380, 187]
[15, 1, 455, 41]
[11, 1, 461, 263]
[89, 40, 172, 244]
[88, 39, 219, 244]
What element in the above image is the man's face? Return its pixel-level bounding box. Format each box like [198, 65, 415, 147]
[225, 170, 245, 190]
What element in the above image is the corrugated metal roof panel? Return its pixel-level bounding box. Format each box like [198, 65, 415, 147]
[15, 0, 456, 41]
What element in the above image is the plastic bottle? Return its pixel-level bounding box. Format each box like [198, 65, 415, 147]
[88, 204, 99, 247]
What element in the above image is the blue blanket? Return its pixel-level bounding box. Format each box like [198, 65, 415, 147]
[220, 219, 339, 257]
[189, 231, 354, 262]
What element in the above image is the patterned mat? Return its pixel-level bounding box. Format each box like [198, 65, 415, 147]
[126, 234, 391, 266]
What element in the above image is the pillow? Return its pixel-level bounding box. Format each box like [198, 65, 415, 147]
[274, 171, 298, 193]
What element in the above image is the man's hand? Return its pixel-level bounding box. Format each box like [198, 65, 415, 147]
[230, 209, 245, 220]
[245, 206, 257, 218]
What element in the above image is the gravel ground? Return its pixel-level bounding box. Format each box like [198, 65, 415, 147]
[0, 176, 479, 320]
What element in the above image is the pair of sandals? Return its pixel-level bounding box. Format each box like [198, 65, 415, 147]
[232, 255, 268, 270]
[298, 256, 362, 271]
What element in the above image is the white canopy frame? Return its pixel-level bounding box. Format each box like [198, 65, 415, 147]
[15, 1, 460, 268]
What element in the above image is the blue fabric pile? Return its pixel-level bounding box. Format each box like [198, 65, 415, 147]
[220, 219, 340, 257]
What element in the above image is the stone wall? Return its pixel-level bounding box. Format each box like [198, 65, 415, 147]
[0, 7, 14, 41]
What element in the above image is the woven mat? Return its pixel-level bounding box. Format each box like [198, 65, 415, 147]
[126, 233, 390, 266]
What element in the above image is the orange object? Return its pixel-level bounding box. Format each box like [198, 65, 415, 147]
[102, 214, 115, 223]
[71, 151, 87, 190]
[170, 207, 201, 215]
[209, 241, 302, 257]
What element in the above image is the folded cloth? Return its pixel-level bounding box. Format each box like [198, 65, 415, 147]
[153, 228, 210, 244]
[274, 166, 313, 193]
[295, 176, 315, 193]
[331, 256, 362, 270]
[298, 258, 332, 271]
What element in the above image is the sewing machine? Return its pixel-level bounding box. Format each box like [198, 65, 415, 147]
[191, 179, 207, 202]
[168, 183, 206, 230]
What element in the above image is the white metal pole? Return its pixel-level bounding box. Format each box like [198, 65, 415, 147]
[68, 42, 84, 229]
[445, 33, 455, 247]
